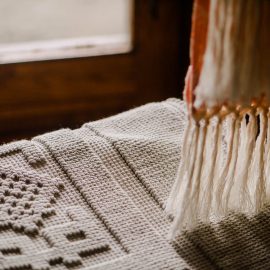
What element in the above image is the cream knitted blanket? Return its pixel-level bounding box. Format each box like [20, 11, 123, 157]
[1, 99, 270, 270]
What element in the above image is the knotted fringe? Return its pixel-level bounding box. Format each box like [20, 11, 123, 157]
[167, 107, 269, 238]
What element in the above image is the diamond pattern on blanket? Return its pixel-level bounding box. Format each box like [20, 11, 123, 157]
[0, 166, 64, 234]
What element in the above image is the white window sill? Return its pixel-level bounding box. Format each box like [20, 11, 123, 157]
[0, 34, 132, 64]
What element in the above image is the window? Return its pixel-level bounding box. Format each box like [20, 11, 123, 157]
[0, 0, 133, 63]
[0, 0, 191, 143]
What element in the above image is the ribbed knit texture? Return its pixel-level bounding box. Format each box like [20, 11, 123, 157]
[1, 98, 270, 270]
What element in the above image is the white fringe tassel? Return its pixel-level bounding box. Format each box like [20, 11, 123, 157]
[168, 108, 269, 237]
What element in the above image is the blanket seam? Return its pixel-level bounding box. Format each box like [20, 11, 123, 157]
[84, 125, 164, 210]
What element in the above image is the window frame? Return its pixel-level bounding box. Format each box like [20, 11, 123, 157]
[0, 0, 192, 143]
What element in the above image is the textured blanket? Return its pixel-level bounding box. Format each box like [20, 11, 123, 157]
[0, 98, 270, 270]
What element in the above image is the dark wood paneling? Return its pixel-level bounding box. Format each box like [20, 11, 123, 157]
[0, 55, 135, 106]
[133, 0, 192, 103]
[0, 54, 136, 143]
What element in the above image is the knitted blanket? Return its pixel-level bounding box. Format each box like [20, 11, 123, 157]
[1, 98, 270, 270]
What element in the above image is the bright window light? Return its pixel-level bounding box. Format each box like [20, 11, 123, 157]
[0, 0, 133, 63]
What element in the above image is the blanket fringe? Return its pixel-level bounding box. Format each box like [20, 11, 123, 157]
[167, 107, 270, 238]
